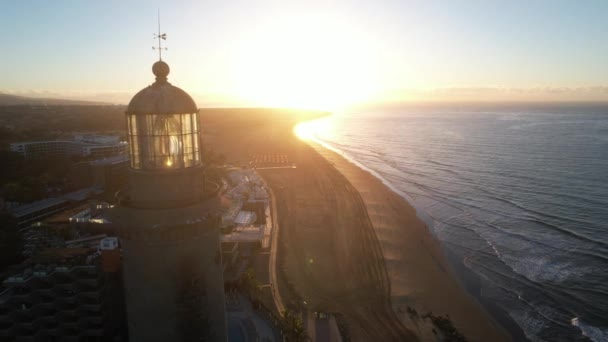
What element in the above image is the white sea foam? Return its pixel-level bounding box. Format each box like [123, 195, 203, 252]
[508, 309, 546, 342]
[571, 317, 608, 342]
[501, 253, 596, 284]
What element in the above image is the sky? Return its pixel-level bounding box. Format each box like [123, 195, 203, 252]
[1, 0, 607, 109]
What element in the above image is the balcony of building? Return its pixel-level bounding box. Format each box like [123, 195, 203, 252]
[80, 317, 104, 333]
[14, 307, 35, 324]
[34, 332, 62, 342]
[0, 305, 9, 318]
[50, 272, 74, 285]
[11, 322, 36, 338]
[35, 306, 58, 318]
[32, 316, 59, 333]
[10, 286, 32, 297]
[52, 286, 77, 299]
[70, 266, 98, 280]
[54, 297, 78, 312]
[80, 329, 105, 340]
[60, 324, 81, 338]
[78, 300, 101, 312]
[0, 319, 12, 330]
[76, 306, 102, 317]
[37, 292, 55, 304]
[73, 281, 98, 293]
[28, 302, 53, 319]
[57, 311, 80, 325]
[25, 277, 54, 291]
[76, 291, 101, 304]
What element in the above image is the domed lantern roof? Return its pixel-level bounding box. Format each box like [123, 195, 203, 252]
[126, 61, 197, 114]
[125, 61, 202, 171]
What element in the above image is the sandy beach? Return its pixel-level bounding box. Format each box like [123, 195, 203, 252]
[310, 141, 511, 341]
[202, 109, 510, 341]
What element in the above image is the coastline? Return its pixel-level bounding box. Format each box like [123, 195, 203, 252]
[203, 109, 416, 340]
[259, 141, 415, 341]
[202, 109, 513, 340]
[308, 139, 513, 342]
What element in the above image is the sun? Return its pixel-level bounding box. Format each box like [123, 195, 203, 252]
[225, 13, 383, 111]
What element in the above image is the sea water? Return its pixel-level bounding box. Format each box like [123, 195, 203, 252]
[311, 103, 608, 342]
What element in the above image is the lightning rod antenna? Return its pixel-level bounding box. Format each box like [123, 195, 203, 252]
[152, 9, 167, 61]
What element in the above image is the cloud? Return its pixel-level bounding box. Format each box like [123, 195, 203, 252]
[383, 87, 608, 102]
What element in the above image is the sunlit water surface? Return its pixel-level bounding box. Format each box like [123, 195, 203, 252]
[305, 104, 608, 342]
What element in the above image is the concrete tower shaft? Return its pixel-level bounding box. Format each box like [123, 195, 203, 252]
[112, 60, 228, 341]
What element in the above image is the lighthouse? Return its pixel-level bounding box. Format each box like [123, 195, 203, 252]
[110, 59, 227, 341]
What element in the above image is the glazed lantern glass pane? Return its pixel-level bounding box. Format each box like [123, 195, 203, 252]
[127, 113, 201, 169]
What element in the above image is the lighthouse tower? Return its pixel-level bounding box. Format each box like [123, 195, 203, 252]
[110, 60, 227, 341]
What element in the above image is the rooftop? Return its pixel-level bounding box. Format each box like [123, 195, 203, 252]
[126, 61, 198, 115]
[10, 197, 68, 219]
[89, 154, 129, 166]
[9, 187, 103, 224]
[21, 247, 95, 267]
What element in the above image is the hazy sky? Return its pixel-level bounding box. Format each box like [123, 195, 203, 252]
[2, 1, 607, 108]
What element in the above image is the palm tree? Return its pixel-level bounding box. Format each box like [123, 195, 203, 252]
[240, 267, 261, 298]
[281, 310, 308, 342]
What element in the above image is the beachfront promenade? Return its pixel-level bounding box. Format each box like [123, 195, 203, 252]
[261, 176, 286, 315]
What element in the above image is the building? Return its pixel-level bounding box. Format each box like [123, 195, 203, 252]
[77, 136, 128, 159]
[10, 197, 71, 229]
[0, 239, 126, 341]
[220, 169, 273, 249]
[9, 140, 80, 158]
[9, 188, 103, 229]
[108, 60, 227, 341]
[10, 135, 127, 159]
[74, 135, 120, 145]
[89, 155, 129, 193]
[69, 155, 129, 194]
[221, 200, 242, 228]
[304, 311, 343, 342]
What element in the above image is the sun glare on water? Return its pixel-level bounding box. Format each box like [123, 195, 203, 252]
[294, 118, 333, 141]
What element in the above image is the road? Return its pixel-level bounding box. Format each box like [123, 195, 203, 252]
[260, 174, 286, 316]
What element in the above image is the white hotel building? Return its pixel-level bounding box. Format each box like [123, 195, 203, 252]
[10, 134, 128, 159]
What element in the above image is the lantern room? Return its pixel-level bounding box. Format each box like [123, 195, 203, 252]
[122, 60, 206, 209]
[125, 61, 201, 170]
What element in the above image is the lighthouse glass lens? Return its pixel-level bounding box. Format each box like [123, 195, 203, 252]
[127, 113, 201, 169]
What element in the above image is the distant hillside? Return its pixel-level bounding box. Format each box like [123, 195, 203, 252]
[0, 93, 109, 106]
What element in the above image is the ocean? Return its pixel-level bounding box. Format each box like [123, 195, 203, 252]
[307, 103, 608, 342]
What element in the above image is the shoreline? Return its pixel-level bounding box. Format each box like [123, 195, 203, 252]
[202, 109, 515, 340]
[308, 139, 513, 341]
[442, 244, 529, 342]
[310, 136, 530, 341]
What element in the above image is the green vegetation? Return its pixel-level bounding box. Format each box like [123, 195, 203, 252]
[281, 309, 308, 342]
[239, 267, 261, 298]
[0, 105, 126, 146]
[0, 105, 126, 203]
[0, 151, 72, 203]
[423, 311, 468, 342]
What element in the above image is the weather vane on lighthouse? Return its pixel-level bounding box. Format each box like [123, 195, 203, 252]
[152, 10, 167, 61]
